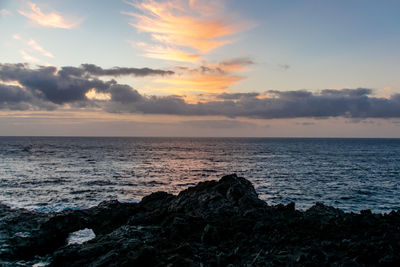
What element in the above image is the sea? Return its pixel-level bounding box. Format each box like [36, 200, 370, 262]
[1, 137, 400, 213]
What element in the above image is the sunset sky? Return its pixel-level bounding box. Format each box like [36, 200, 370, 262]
[1, 0, 400, 137]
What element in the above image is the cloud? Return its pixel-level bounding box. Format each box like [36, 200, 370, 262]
[125, 0, 245, 62]
[125, 1, 252, 96]
[103, 89, 400, 119]
[0, 9, 12, 16]
[190, 57, 254, 75]
[80, 64, 174, 77]
[155, 74, 243, 94]
[132, 42, 201, 63]
[0, 64, 109, 104]
[296, 122, 316, 126]
[109, 84, 143, 104]
[19, 50, 41, 63]
[180, 119, 258, 129]
[0, 82, 56, 111]
[3, 63, 400, 120]
[320, 88, 372, 97]
[27, 39, 54, 58]
[19, 2, 82, 29]
[13, 34, 21, 40]
[216, 92, 260, 100]
[0, 63, 172, 107]
[0, 83, 32, 103]
[154, 57, 253, 94]
[278, 64, 290, 71]
[85, 89, 111, 101]
[13, 36, 54, 64]
[219, 58, 255, 72]
[145, 45, 200, 63]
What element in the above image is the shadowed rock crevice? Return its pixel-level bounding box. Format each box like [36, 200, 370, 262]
[1, 174, 400, 266]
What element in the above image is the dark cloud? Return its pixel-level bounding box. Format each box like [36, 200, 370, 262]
[80, 64, 174, 77]
[216, 92, 260, 100]
[0, 82, 57, 111]
[0, 63, 114, 105]
[109, 84, 142, 104]
[2, 63, 400, 119]
[198, 65, 224, 75]
[0, 83, 33, 111]
[0, 83, 33, 103]
[179, 57, 254, 76]
[278, 64, 290, 71]
[0, 63, 171, 107]
[220, 57, 254, 66]
[320, 88, 372, 97]
[267, 90, 313, 99]
[127, 89, 400, 119]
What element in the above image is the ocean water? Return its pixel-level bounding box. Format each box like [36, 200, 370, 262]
[0, 137, 399, 213]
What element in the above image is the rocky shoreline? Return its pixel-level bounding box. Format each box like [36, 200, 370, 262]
[1, 174, 400, 266]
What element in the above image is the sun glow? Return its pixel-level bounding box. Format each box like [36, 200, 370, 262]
[85, 89, 111, 101]
[0, 80, 24, 88]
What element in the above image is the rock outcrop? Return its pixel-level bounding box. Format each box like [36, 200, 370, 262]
[1, 174, 400, 266]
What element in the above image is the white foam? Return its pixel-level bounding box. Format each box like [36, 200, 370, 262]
[117, 196, 140, 204]
[15, 231, 30, 238]
[32, 262, 50, 267]
[66, 228, 96, 245]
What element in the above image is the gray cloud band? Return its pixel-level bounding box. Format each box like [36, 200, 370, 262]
[1, 63, 400, 119]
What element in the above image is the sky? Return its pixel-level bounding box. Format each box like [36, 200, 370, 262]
[1, 0, 400, 137]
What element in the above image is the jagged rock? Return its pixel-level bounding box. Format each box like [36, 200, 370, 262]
[1, 174, 400, 266]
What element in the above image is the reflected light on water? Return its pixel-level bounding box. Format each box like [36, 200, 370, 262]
[1, 137, 400, 213]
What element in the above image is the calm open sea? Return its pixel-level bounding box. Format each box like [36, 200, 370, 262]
[0, 137, 399, 213]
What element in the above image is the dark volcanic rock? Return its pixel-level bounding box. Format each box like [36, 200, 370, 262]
[1, 174, 400, 266]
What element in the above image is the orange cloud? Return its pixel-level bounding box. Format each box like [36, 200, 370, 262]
[156, 74, 243, 93]
[19, 2, 81, 29]
[154, 58, 253, 96]
[133, 42, 200, 62]
[125, 1, 252, 98]
[125, 0, 242, 61]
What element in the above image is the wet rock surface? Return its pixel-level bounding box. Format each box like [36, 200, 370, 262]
[1, 174, 400, 266]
